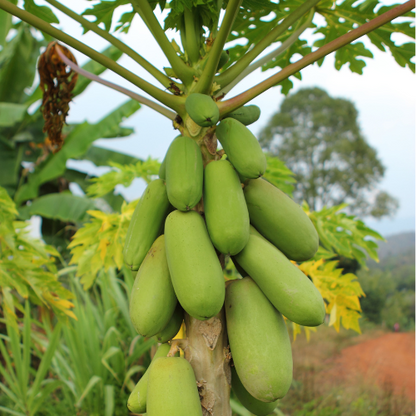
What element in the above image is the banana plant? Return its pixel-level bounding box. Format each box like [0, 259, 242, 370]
[0, 0, 413, 415]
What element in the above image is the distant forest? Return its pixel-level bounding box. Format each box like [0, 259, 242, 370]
[359, 232, 415, 330]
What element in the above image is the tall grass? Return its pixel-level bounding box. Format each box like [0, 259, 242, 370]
[0, 303, 62, 416]
[47, 267, 155, 415]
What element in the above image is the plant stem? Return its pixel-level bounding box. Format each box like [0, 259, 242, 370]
[131, 0, 195, 86]
[215, 0, 320, 89]
[44, 0, 176, 90]
[184, 311, 232, 416]
[184, 7, 200, 65]
[194, 0, 243, 94]
[217, 9, 314, 97]
[217, 0, 415, 116]
[0, 0, 185, 113]
[55, 45, 176, 120]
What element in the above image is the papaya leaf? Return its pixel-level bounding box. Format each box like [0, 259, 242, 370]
[14, 99, 142, 205]
[86, 158, 160, 198]
[308, 204, 385, 266]
[68, 200, 138, 289]
[23, 0, 59, 24]
[82, 0, 130, 33]
[300, 259, 364, 334]
[263, 155, 296, 197]
[0, 186, 75, 323]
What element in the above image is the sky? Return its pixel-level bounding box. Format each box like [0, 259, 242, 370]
[34, 0, 415, 239]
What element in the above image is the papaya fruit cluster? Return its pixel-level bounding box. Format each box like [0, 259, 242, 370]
[124, 94, 325, 415]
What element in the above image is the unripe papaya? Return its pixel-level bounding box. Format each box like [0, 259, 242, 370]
[233, 234, 325, 326]
[217, 50, 230, 72]
[165, 210, 225, 320]
[225, 105, 261, 126]
[147, 357, 203, 416]
[204, 160, 250, 255]
[123, 179, 171, 271]
[154, 303, 184, 343]
[216, 118, 267, 179]
[127, 343, 172, 414]
[231, 366, 278, 416]
[244, 178, 319, 261]
[225, 278, 292, 402]
[158, 154, 166, 180]
[185, 93, 220, 127]
[165, 135, 203, 211]
[129, 235, 177, 337]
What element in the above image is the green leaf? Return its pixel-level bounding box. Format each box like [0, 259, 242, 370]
[334, 42, 373, 74]
[0, 103, 28, 127]
[104, 385, 115, 416]
[86, 158, 160, 198]
[0, 25, 41, 104]
[23, 0, 59, 24]
[18, 192, 96, 223]
[82, 0, 130, 32]
[78, 145, 141, 167]
[75, 375, 102, 407]
[0, 4, 17, 48]
[14, 99, 142, 204]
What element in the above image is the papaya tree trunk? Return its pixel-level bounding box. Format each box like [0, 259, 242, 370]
[184, 310, 232, 416]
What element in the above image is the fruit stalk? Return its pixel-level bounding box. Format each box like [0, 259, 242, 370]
[184, 310, 232, 416]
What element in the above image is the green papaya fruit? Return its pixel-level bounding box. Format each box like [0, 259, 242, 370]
[147, 357, 203, 416]
[216, 118, 267, 179]
[165, 135, 203, 211]
[233, 234, 325, 326]
[129, 235, 177, 337]
[127, 343, 172, 414]
[165, 210, 225, 320]
[217, 50, 230, 72]
[244, 178, 319, 261]
[158, 154, 166, 180]
[225, 105, 261, 126]
[204, 160, 250, 255]
[185, 93, 220, 127]
[231, 366, 278, 416]
[123, 179, 171, 271]
[154, 303, 184, 343]
[225, 278, 292, 402]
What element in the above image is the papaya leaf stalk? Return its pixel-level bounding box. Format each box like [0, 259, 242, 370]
[44, 0, 177, 91]
[55, 45, 176, 120]
[217, 0, 415, 116]
[217, 9, 315, 97]
[215, 0, 321, 89]
[0, 0, 185, 113]
[194, 0, 243, 94]
[131, 0, 195, 86]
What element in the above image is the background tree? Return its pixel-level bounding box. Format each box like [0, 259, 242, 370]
[259, 87, 399, 218]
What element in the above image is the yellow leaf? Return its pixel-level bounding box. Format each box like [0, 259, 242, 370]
[98, 238, 109, 262]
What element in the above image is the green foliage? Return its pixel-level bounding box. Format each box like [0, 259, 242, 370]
[263, 154, 296, 197]
[49, 270, 155, 416]
[87, 158, 161, 198]
[259, 87, 398, 218]
[14, 99, 141, 205]
[0, 187, 75, 322]
[18, 192, 97, 223]
[309, 203, 384, 266]
[68, 201, 138, 289]
[0, 304, 63, 416]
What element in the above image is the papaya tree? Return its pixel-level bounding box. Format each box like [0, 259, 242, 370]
[0, 0, 414, 415]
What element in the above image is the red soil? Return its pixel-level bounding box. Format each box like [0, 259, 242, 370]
[325, 332, 415, 401]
